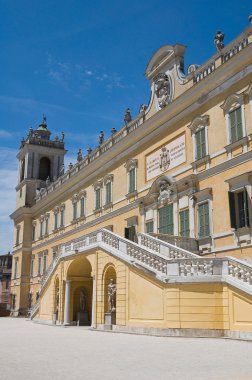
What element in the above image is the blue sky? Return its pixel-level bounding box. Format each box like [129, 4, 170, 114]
[0, 0, 251, 253]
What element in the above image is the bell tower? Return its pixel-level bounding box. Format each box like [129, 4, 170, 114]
[16, 116, 66, 208]
[10, 116, 67, 316]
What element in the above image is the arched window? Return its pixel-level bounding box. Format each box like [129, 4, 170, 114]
[39, 157, 51, 181]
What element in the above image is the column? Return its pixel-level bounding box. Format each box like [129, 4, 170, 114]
[63, 280, 71, 326]
[91, 276, 96, 328]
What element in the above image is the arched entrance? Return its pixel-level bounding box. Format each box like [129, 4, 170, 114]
[64, 256, 93, 326]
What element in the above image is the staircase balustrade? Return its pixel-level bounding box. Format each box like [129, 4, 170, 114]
[29, 229, 252, 319]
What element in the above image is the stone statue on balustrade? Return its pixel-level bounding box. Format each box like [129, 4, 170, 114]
[108, 279, 116, 312]
[124, 108, 132, 125]
[77, 149, 83, 162]
[214, 31, 225, 52]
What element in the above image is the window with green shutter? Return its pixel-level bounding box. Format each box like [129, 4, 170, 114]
[128, 168, 136, 193]
[60, 209, 64, 227]
[32, 225, 36, 241]
[73, 202, 77, 220]
[95, 188, 101, 210]
[180, 209, 190, 237]
[40, 221, 43, 238]
[158, 204, 174, 234]
[105, 182, 112, 204]
[80, 197, 85, 217]
[45, 218, 49, 235]
[54, 213, 58, 230]
[229, 107, 243, 143]
[146, 220, 154, 233]
[198, 202, 210, 238]
[195, 128, 206, 160]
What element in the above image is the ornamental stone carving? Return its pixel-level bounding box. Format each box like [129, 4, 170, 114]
[158, 179, 171, 203]
[154, 73, 172, 108]
[160, 146, 170, 172]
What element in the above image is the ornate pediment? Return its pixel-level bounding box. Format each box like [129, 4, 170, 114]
[188, 115, 209, 133]
[221, 93, 244, 111]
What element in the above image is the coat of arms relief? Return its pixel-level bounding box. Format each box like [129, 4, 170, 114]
[154, 73, 172, 108]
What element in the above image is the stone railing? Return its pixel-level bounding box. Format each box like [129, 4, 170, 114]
[193, 61, 216, 84]
[227, 257, 252, 285]
[29, 229, 252, 319]
[138, 233, 198, 259]
[148, 233, 199, 253]
[191, 24, 252, 85]
[221, 36, 249, 63]
[35, 114, 144, 202]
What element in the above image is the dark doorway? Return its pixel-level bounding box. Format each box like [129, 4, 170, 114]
[125, 226, 137, 242]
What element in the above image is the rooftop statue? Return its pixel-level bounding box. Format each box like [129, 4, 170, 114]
[77, 148, 83, 162]
[124, 108, 132, 125]
[214, 31, 225, 52]
[99, 131, 104, 145]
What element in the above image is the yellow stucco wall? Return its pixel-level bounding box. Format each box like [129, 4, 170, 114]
[35, 250, 252, 335]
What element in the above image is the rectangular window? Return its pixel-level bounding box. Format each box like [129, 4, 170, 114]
[158, 204, 174, 234]
[38, 257, 42, 276]
[80, 197, 85, 217]
[146, 220, 154, 234]
[195, 128, 206, 160]
[229, 188, 250, 229]
[105, 182, 112, 205]
[32, 225, 36, 241]
[230, 107, 243, 143]
[73, 202, 77, 220]
[45, 218, 49, 235]
[43, 255, 47, 274]
[95, 188, 101, 210]
[198, 202, 210, 238]
[30, 259, 34, 277]
[60, 209, 64, 227]
[128, 168, 136, 193]
[16, 227, 20, 246]
[180, 209, 190, 237]
[40, 221, 43, 238]
[14, 259, 18, 279]
[54, 213, 58, 230]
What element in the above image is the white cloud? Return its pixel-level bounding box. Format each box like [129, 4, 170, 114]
[46, 54, 133, 93]
[0, 130, 15, 138]
[0, 147, 18, 253]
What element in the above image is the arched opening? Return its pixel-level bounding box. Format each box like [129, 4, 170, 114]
[103, 265, 117, 325]
[64, 256, 93, 326]
[20, 158, 25, 182]
[39, 157, 51, 181]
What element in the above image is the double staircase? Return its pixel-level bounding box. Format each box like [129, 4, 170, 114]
[30, 229, 252, 319]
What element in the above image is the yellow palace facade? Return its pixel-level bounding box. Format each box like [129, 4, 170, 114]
[10, 21, 252, 339]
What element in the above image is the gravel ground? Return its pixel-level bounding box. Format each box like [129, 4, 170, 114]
[0, 318, 252, 380]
